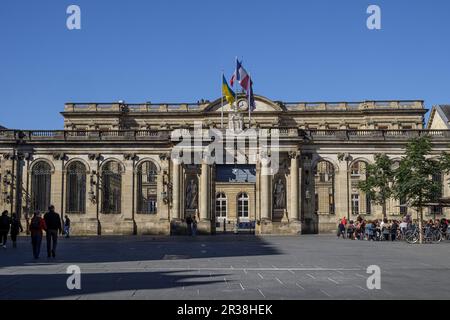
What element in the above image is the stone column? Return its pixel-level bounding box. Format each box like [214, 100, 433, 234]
[157, 154, 170, 224]
[258, 154, 273, 235]
[289, 152, 299, 221]
[51, 154, 64, 216]
[260, 158, 271, 220]
[200, 161, 209, 221]
[335, 165, 349, 220]
[197, 160, 213, 234]
[171, 159, 181, 220]
[87, 153, 101, 236]
[121, 155, 135, 235]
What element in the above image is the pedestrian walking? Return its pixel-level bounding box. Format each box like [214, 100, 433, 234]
[30, 211, 46, 259]
[192, 216, 198, 237]
[337, 217, 346, 238]
[0, 210, 11, 248]
[10, 213, 23, 248]
[44, 205, 62, 258]
[64, 215, 71, 238]
[186, 215, 193, 236]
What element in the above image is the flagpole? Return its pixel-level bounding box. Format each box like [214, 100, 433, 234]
[234, 56, 238, 112]
[248, 72, 252, 128]
[221, 71, 224, 129]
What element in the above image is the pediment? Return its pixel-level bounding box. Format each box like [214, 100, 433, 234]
[204, 95, 286, 113]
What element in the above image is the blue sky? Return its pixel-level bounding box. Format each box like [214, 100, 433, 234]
[0, 0, 449, 129]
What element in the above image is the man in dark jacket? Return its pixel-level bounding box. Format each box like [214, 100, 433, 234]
[186, 215, 193, 236]
[44, 205, 62, 258]
[0, 210, 11, 248]
[10, 213, 23, 248]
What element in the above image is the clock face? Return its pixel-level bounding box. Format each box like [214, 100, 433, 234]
[237, 99, 249, 111]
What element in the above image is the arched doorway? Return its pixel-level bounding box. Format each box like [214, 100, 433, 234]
[66, 161, 87, 214]
[101, 161, 123, 214]
[136, 161, 158, 214]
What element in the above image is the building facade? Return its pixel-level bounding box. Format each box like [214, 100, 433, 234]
[1, 95, 449, 235]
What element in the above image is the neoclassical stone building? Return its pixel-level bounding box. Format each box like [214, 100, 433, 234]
[0, 95, 449, 235]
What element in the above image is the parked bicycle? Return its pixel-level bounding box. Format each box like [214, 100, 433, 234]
[404, 225, 443, 244]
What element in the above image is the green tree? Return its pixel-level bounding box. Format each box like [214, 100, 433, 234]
[394, 135, 442, 244]
[357, 154, 394, 219]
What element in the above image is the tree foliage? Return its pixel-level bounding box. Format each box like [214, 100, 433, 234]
[394, 135, 442, 210]
[357, 153, 394, 218]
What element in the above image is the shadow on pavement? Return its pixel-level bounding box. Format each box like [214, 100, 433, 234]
[0, 270, 228, 300]
[0, 235, 282, 268]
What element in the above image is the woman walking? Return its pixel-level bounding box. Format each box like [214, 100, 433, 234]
[29, 211, 47, 259]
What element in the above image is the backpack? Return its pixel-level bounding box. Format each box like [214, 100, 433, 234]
[30, 218, 41, 230]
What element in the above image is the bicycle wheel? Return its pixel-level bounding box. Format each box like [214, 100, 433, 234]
[432, 230, 442, 244]
[405, 230, 419, 244]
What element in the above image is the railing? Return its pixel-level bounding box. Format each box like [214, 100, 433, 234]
[0, 130, 16, 140]
[307, 129, 450, 141]
[282, 100, 424, 111]
[65, 102, 207, 113]
[0, 129, 449, 142]
[65, 100, 424, 113]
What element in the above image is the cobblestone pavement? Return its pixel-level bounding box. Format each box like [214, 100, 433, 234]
[1, 235, 449, 300]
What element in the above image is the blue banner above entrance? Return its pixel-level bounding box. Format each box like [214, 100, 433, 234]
[216, 165, 256, 183]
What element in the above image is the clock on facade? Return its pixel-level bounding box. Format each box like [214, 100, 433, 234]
[237, 99, 249, 111]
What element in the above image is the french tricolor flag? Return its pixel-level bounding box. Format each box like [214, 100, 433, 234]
[230, 59, 251, 91]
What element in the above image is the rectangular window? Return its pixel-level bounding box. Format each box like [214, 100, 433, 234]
[366, 194, 371, 215]
[351, 194, 360, 215]
[430, 206, 443, 216]
[315, 193, 318, 214]
[400, 197, 407, 215]
[215, 199, 227, 218]
[329, 193, 335, 214]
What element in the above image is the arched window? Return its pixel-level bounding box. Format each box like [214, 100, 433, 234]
[101, 161, 122, 214]
[314, 161, 335, 214]
[215, 193, 227, 218]
[137, 161, 158, 214]
[237, 193, 249, 218]
[350, 162, 363, 176]
[31, 161, 52, 212]
[66, 161, 86, 213]
[351, 161, 370, 215]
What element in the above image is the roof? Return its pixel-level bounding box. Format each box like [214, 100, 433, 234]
[427, 105, 450, 129]
[439, 105, 450, 122]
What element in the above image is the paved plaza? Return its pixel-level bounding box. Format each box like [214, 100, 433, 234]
[0, 235, 449, 300]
